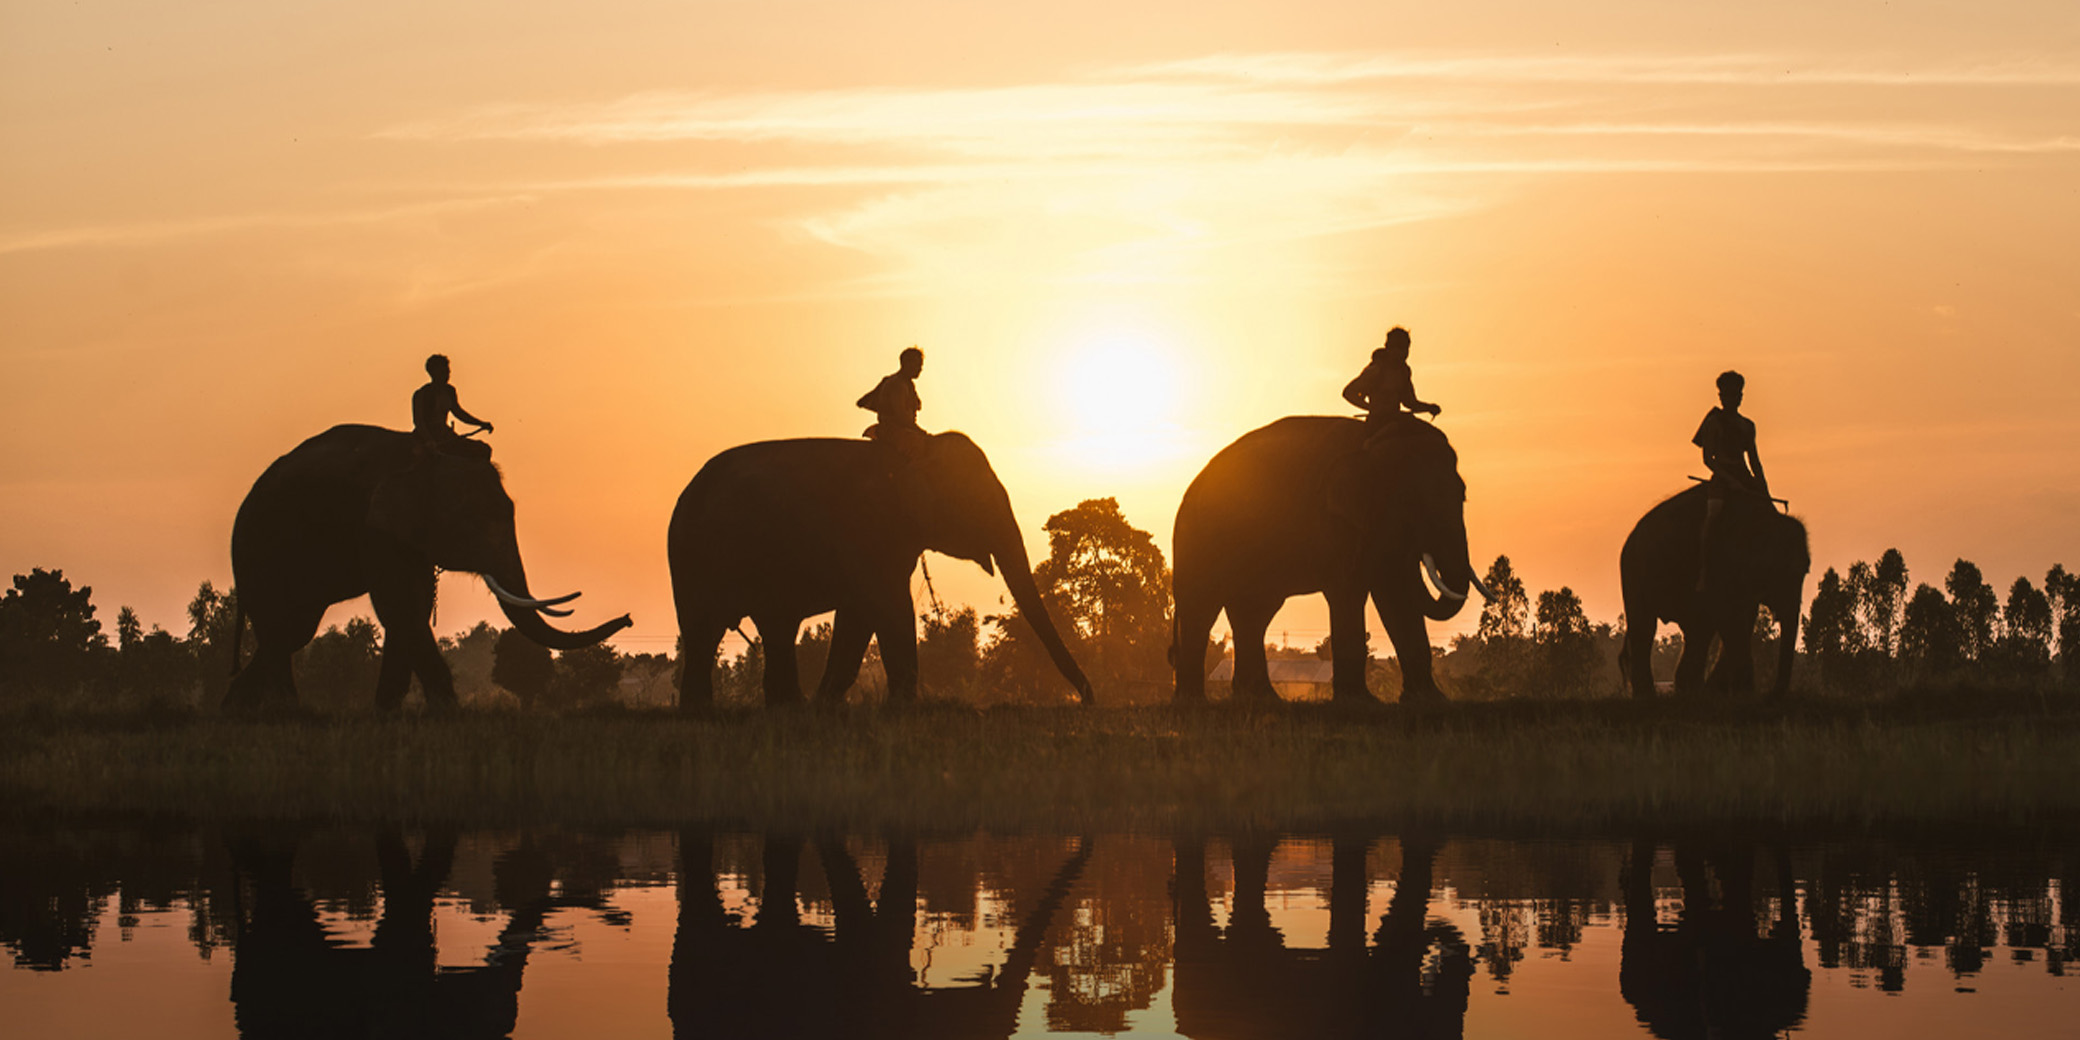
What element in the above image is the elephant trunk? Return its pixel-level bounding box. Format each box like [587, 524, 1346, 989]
[486, 553, 633, 652]
[1416, 522, 1479, 623]
[994, 533, 1096, 705]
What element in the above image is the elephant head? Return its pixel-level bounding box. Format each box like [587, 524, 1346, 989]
[1350, 420, 1490, 621]
[367, 447, 631, 651]
[903, 432, 1094, 702]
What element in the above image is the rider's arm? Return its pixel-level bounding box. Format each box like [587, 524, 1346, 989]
[1401, 380, 1441, 416]
[1746, 443, 1769, 494]
[1341, 372, 1371, 411]
[857, 383, 882, 412]
[449, 391, 490, 430]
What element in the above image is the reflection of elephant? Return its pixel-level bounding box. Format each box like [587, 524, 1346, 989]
[1619, 486, 1807, 699]
[669, 432, 1092, 709]
[668, 829, 1092, 1038]
[1171, 415, 1487, 705]
[227, 425, 631, 712]
[1620, 839, 1810, 1040]
[1171, 831, 1471, 1038]
[226, 826, 597, 1039]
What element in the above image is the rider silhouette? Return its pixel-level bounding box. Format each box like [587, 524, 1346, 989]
[857, 346, 926, 453]
[1343, 327, 1440, 442]
[1695, 370, 1769, 591]
[413, 354, 494, 459]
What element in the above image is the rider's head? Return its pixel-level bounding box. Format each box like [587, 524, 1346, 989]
[899, 346, 924, 376]
[1716, 370, 1745, 410]
[1383, 327, 1411, 355]
[425, 354, 451, 382]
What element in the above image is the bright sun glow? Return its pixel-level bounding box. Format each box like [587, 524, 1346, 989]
[1052, 329, 1193, 472]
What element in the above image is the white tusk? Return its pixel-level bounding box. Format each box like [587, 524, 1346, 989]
[1422, 554, 1467, 602]
[483, 574, 583, 611]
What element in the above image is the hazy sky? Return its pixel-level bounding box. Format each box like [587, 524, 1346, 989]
[4, 0, 2076, 659]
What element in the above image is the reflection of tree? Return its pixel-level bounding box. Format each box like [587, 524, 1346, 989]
[1171, 832, 1471, 1039]
[669, 831, 1093, 1039]
[1618, 840, 1809, 1040]
[1042, 836, 1172, 1033]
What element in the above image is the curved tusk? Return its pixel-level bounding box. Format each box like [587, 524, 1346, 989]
[1422, 553, 1467, 602]
[483, 574, 584, 611]
[538, 605, 575, 617]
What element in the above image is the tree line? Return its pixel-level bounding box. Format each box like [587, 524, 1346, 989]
[4, 514, 2074, 710]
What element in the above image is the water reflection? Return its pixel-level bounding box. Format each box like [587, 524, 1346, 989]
[2, 822, 2074, 1037]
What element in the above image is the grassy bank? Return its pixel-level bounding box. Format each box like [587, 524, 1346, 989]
[3, 698, 2077, 831]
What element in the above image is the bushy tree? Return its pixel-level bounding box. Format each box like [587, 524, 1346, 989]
[439, 621, 502, 704]
[1476, 556, 1529, 641]
[492, 628, 555, 706]
[185, 581, 243, 700]
[2046, 564, 2078, 675]
[297, 618, 382, 710]
[0, 568, 108, 695]
[550, 644, 624, 707]
[1531, 587, 1602, 696]
[987, 498, 1169, 700]
[1802, 567, 1858, 685]
[918, 605, 981, 699]
[1862, 549, 1909, 655]
[1944, 560, 1997, 662]
[1899, 583, 1962, 678]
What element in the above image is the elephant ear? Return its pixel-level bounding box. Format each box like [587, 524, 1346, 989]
[366, 444, 437, 546]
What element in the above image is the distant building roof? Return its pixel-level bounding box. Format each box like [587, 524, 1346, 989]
[1207, 658, 1339, 684]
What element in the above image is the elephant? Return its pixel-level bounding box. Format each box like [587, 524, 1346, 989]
[1618, 485, 1807, 699]
[226, 425, 631, 712]
[668, 431, 1093, 710]
[1620, 838, 1810, 1039]
[1170, 414, 1488, 707]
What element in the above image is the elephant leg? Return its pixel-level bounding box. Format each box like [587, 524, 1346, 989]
[1326, 589, 1376, 705]
[371, 570, 448, 712]
[754, 614, 805, 708]
[1711, 613, 1756, 696]
[1375, 582, 1444, 706]
[1227, 597, 1280, 705]
[873, 597, 921, 705]
[814, 611, 874, 707]
[675, 618, 729, 714]
[228, 600, 324, 712]
[1624, 615, 1658, 700]
[1171, 591, 1221, 707]
[1673, 622, 1711, 697]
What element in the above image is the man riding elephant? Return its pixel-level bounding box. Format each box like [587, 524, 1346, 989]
[413, 353, 494, 460]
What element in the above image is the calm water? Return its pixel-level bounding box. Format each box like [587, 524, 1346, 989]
[2, 821, 2074, 1038]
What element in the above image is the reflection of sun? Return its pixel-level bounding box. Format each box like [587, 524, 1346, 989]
[1054, 331, 1190, 471]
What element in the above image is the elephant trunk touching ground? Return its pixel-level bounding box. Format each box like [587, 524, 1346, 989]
[993, 521, 1096, 705]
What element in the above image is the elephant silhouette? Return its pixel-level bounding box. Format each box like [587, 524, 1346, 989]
[1619, 838, 1811, 1040]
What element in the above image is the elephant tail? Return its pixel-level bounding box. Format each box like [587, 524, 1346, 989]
[228, 601, 246, 677]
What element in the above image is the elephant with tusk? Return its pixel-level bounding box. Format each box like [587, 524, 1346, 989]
[225, 425, 631, 713]
[1171, 413, 1488, 708]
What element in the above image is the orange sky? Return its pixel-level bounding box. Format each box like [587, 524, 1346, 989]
[4, 0, 2077, 659]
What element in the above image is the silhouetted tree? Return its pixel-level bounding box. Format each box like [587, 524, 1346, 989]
[1477, 556, 1529, 641]
[918, 605, 981, 698]
[1532, 587, 1602, 696]
[1899, 584, 1963, 679]
[988, 498, 1169, 701]
[184, 580, 242, 700]
[1863, 549, 1910, 655]
[1988, 577, 2053, 680]
[0, 568, 108, 695]
[550, 644, 623, 707]
[439, 621, 502, 704]
[492, 628, 554, 707]
[297, 618, 382, 710]
[2046, 564, 2078, 676]
[1944, 560, 1997, 663]
[1803, 568, 1858, 686]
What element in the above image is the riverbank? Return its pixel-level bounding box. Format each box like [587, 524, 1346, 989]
[3, 696, 2076, 830]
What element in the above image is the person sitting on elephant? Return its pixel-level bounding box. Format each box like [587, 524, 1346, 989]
[413, 354, 494, 460]
[857, 346, 927, 453]
[1695, 369, 1770, 591]
[1343, 327, 1441, 437]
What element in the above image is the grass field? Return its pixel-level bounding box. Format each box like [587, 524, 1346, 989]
[3, 695, 2077, 831]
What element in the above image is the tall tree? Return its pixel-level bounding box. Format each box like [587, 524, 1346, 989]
[1944, 560, 1997, 662]
[1866, 549, 1910, 655]
[1993, 576, 2053, 677]
[1899, 583, 1962, 677]
[2047, 564, 2078, 671]
[1803, 567, 1858, 684]
[990, 498, 1169, 698]
[1476, 556, 1529, 641]
[918, 605, 981, 699]
[1532, 586, 1601, 696]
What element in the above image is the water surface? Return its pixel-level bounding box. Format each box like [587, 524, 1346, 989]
[3, 821, 2073, 1037]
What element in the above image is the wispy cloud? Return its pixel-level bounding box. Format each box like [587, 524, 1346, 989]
[0, 195, 538, 257]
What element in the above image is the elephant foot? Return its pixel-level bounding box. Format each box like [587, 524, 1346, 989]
[1397, 686, 1449, 709]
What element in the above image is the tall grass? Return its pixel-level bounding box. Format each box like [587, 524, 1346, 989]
[2, 699, 2076, 831]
